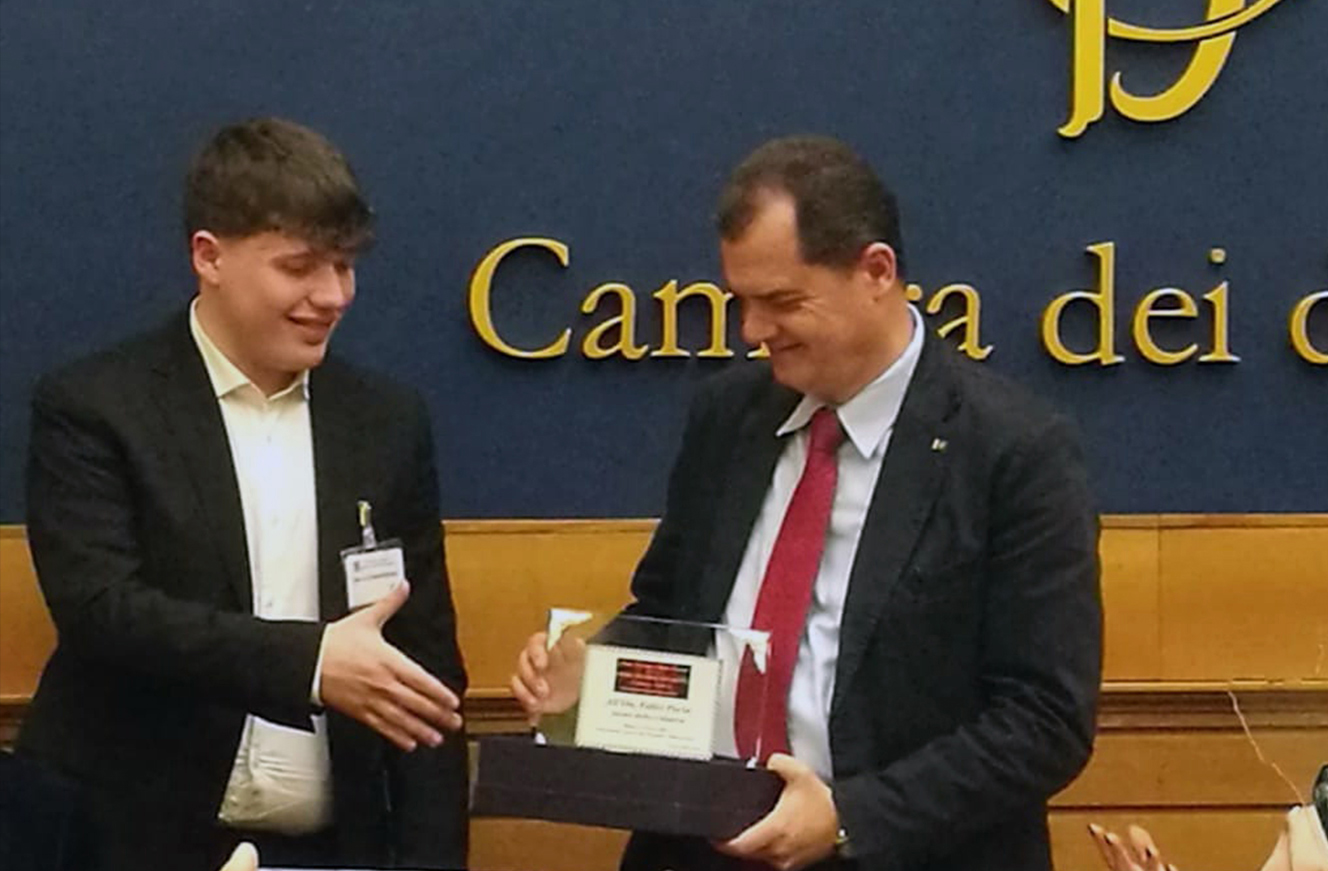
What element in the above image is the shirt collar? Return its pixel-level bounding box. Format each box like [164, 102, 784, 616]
[189, 298, 310, 402]
[776, 304, 925, 460]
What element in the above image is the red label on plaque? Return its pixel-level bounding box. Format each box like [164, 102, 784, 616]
[614, 658, 691, 698]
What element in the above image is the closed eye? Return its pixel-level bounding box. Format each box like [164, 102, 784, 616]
[275, 256, 318, 277]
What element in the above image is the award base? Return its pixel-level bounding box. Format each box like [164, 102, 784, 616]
[471, 736, 782, 841]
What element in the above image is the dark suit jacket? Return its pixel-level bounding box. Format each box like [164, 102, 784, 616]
[620, 334, 1102, 871]
[18, 311, 468, 869]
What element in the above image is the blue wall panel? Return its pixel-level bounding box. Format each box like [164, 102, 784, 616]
[1, 1, 1324, 519]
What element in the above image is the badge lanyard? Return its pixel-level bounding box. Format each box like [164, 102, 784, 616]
[339, 500, 405, 610]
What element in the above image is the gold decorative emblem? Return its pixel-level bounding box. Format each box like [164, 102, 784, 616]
[1050, 0, 1287, 137]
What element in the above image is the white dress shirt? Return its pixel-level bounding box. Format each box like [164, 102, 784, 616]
[189, 302, 332, 834]
[719, 306, 924, 781]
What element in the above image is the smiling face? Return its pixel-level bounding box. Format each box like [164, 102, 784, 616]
[192, 230, 356, 395]
[721, 194, 904, 405]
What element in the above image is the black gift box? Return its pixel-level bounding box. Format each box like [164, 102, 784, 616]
[471, 736, 782, 840]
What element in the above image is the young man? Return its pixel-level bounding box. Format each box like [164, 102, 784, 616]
[515, 136, 1103, 870]
[19, 118, 468, 870]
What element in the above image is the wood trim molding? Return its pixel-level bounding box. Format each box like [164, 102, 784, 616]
[440, 515, 1328, 532]
[442, 519, 660, 535]
[12, 516, 1324, 539]
[1096, 683, 1328, 730]
[7, 684, 1324, 747]
[463, 683, 1328, 736]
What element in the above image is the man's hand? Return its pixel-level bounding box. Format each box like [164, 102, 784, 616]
[510, 631, 586, 725]
[1088, 823, 1177, 871]
[320, 581, 463, 751]
[219, 842, 258, 871]
[715, 754, 839, 871]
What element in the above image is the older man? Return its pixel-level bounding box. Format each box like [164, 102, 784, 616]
[516, 135, 1102, 870]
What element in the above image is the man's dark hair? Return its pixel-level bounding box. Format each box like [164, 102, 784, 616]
[183, 117, 374, 251]
[716, 135, 905, 274]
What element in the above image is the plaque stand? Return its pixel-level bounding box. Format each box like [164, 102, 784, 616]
[471, 736, 782, 840]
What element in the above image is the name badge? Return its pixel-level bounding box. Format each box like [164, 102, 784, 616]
[340, 499, 405, 610]
[341, 543, 405, 610]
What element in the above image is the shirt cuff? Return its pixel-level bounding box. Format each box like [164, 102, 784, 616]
[310, 625, 329, 706]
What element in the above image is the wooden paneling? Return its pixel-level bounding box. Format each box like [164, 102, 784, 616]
[468, 810, 1297, 871]
[1099, 525, 1162, 680]
[470, 819, 628, 871]
[1159, 525, 1328, 681]
[5, 517, 1328, 700]
[446, 520, 651, 693]
[3, 516, 1326, 870]
[1050, 809, 1290, 871]
[0, 526, 52, 699]
[467, 810, 1298, 871]
[1057, 729, 1322, 807]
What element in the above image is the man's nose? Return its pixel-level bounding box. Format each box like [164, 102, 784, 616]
[741, 305, 774, 346]
[308, 265, 354, 310]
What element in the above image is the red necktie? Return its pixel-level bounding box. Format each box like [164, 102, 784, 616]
[734, 407, 844, 762]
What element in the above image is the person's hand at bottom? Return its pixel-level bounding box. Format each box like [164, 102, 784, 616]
[715, 753, 839, 871]
[1088, 822, 1177, 871]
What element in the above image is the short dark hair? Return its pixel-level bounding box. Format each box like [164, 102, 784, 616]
[716, 135, 905, 274]
[183, 117, 374, 251]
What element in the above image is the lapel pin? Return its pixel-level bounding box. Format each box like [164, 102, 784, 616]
[931, 437, 948, 452]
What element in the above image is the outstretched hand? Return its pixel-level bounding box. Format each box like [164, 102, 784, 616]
[320, 581, 463, 751]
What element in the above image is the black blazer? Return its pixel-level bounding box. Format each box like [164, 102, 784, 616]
[19, 311, 468, 868]
[620, 334, 1103, 871]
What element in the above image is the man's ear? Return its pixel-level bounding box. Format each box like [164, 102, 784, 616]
[859, 241, 898, 292]
[190, 231, 223, 285]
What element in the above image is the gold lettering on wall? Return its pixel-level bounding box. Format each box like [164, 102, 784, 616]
[1289, 291, 1328, 364]
[650, 281, 735, 359]
[1128, 283, 1240, 365]
[1041, 241, 1125, 366]
[1133, 288, 1199, 365]
[1198, 282, 1240, 363]
[469, 237, 572, 359]
[1045, 244, 1241, 366]
[926, 283, 994, 360]
[468, 239, 999, 362]
[580, 283, 648, 360]
[466, 237, 1316, 367]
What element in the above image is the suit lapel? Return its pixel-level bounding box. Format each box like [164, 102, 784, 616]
[149, 312, 252, 609]
[310, 363, 358, 620]
[694, 381, 799, 622]
[832, 335, 959, 715]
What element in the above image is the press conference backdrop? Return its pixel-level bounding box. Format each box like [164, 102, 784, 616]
[1, 0, 1324, 521]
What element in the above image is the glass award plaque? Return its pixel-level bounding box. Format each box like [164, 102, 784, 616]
[472, 609, 783, 839]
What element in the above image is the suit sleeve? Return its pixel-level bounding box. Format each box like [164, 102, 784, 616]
[833, 414, 1103, 867]
[25, 372, 323, 728]
[380, 393, 469, 868]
